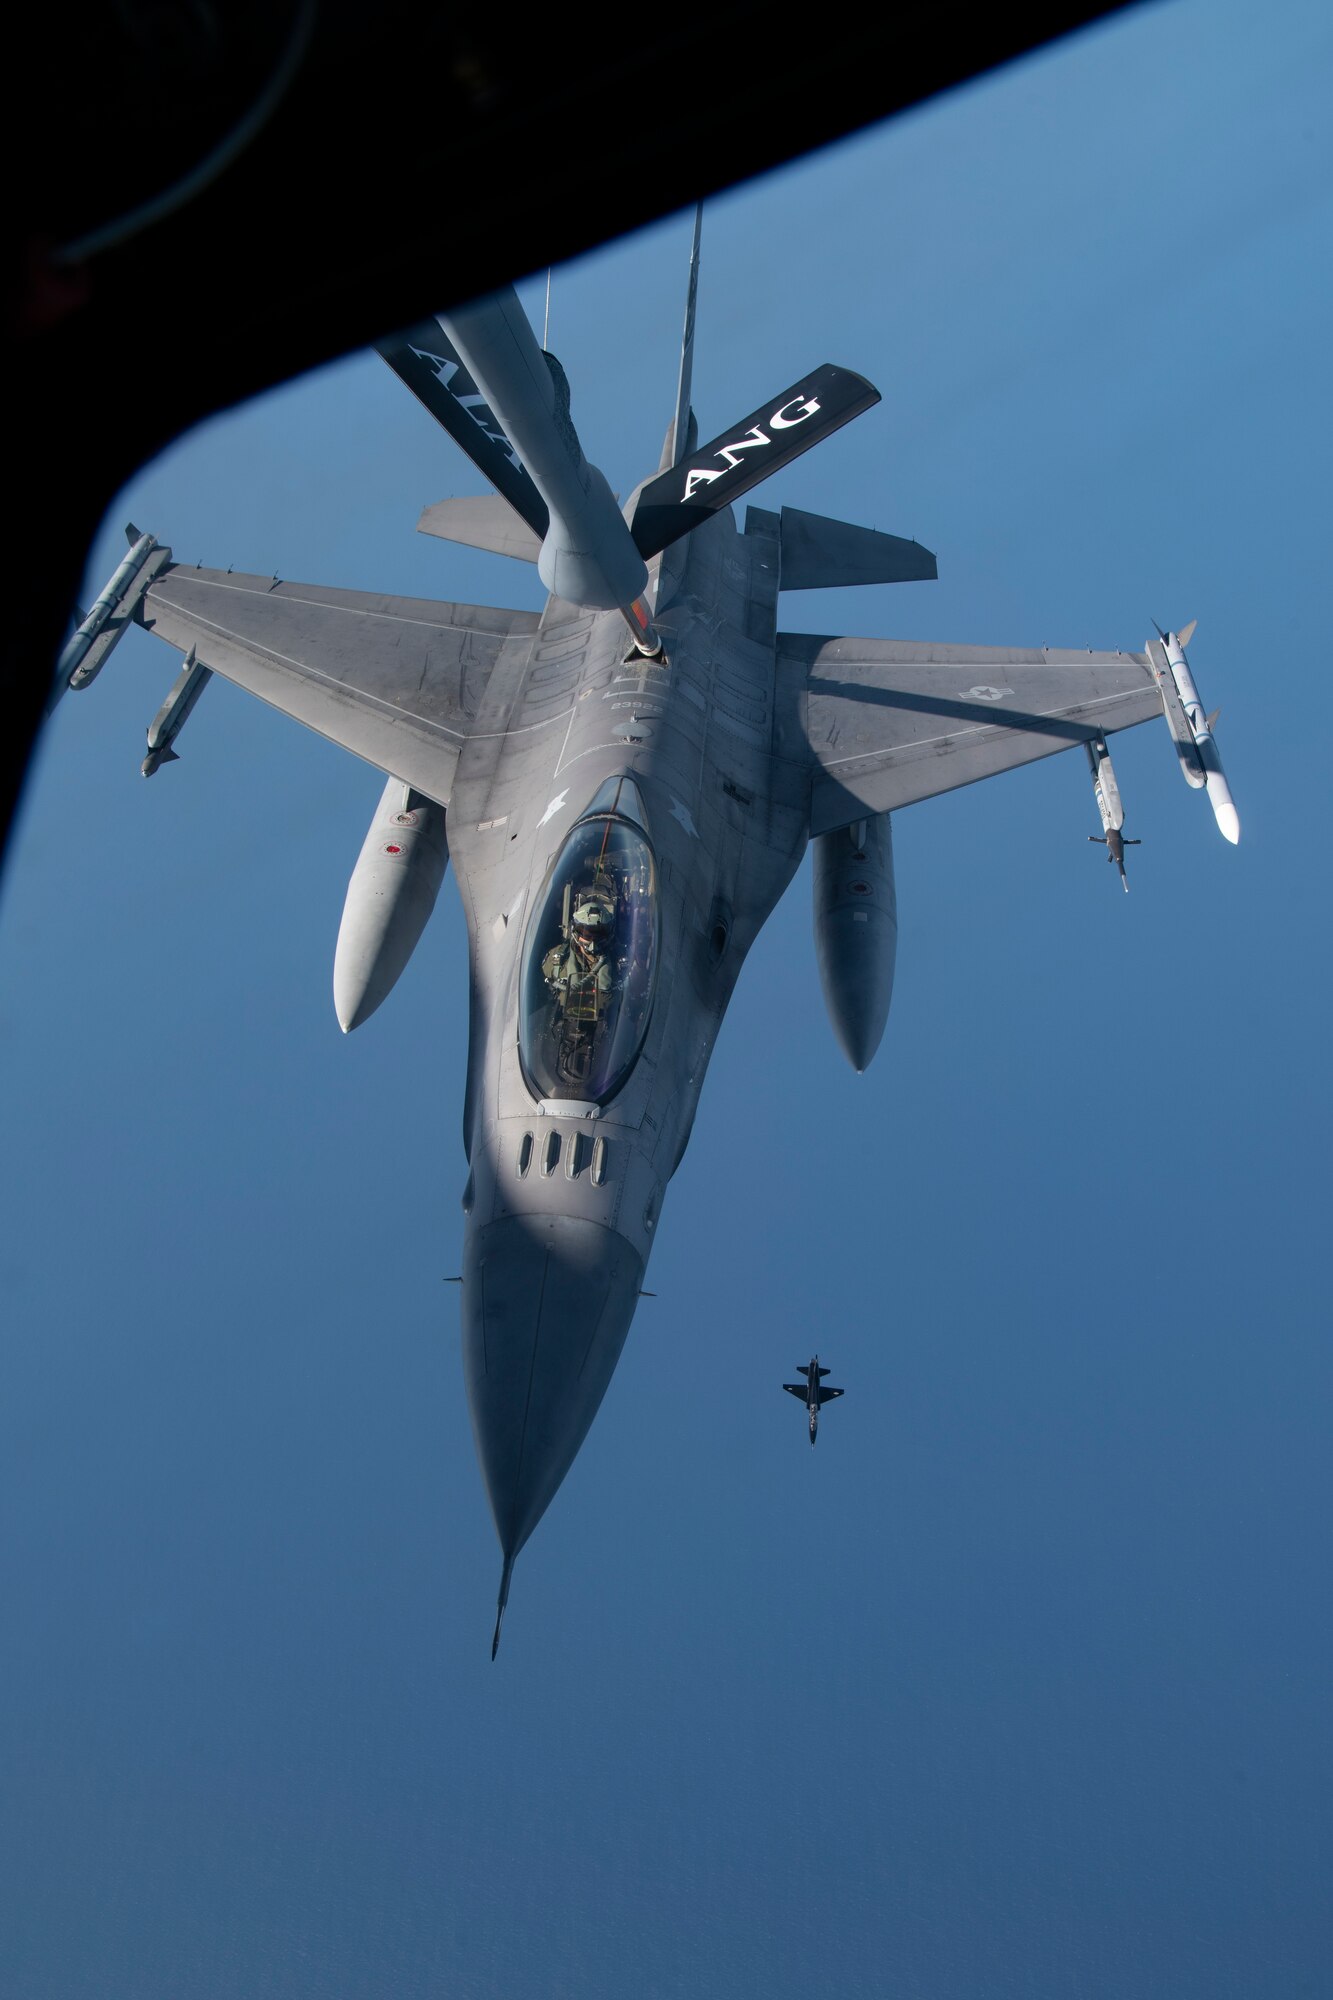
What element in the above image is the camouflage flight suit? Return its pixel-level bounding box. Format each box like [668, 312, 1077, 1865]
[542, 937, 613, 1017]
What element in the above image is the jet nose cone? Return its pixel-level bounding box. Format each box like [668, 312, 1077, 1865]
[462, 1213, 645, 1566]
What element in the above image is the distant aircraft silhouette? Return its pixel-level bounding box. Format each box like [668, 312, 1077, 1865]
[783, 1356, 844, 1445]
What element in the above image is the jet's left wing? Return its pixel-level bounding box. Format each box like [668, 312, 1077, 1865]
[815, 1386, 844, 1405]
[782, 1384, 808, 1399]
[138, 566, 540, 804]
[779, 633, 1164, 836]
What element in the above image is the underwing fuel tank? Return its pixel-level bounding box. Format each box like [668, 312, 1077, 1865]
[813, 813, 898, 1072]
[333, 777, 448, 1032]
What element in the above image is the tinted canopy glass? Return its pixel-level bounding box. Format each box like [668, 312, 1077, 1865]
[519, 812, 659, 1103]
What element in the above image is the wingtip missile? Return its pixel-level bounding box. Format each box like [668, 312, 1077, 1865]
[1210, 789, 1241, 845]
[51, 529, 172, 710]
[1164, 628, 1239, 844]
[1148, 626, 1240, 844]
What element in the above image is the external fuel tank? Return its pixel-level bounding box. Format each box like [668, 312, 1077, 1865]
[812, 813, 897, 1072]
[333, 777, 448, 1031]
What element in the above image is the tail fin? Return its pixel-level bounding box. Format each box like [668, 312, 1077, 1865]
[668, 204, 703, 471]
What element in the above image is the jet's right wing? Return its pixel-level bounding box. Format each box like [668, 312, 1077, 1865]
[782, 1384, 807, 1399]
[815, 1387, 844, 1405]
[780, 633, 1165, 835]
[138, 565, 540, 804]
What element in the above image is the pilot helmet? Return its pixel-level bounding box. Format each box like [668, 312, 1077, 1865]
[572, 896, 612, 939]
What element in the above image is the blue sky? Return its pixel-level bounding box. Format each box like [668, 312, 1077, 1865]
[3, 2, 1331, 1995]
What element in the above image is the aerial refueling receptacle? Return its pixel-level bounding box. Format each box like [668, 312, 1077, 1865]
[333, 776, 449, 1032]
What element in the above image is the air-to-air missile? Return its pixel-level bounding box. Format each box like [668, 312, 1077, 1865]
[1085, 734, 1140, 890]
[1148, 621, 1240, 844]
[812, 812, 898, 1069]
[333, 776, 450, 1031]
[142, 646, 214, 776]
[50, 525, 172, 709]
[45, 520, 218, 775]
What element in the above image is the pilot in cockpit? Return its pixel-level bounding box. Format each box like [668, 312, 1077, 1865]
[542, 888, 616, 1022]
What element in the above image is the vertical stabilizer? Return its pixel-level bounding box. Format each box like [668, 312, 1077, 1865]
[670, 205, 703, 469]
[491, 1553, 515, 1660]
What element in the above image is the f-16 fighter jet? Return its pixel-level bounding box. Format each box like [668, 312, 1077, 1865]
[63, 212, 1239, 1654]
[783, 1358, 844, 1446]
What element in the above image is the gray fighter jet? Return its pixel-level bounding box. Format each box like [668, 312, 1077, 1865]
[783, 1358, 844, 1447]
[60, 217, 1239, 1653]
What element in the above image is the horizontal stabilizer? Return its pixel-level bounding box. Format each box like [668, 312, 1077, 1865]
[417, 495, 542, 563]
[378, 319, 550, 540]
[777, 506, 936, 591]
[629, 363, 880, 559]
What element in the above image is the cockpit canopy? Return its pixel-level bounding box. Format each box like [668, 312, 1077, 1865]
[519, 791, 660, 1105]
